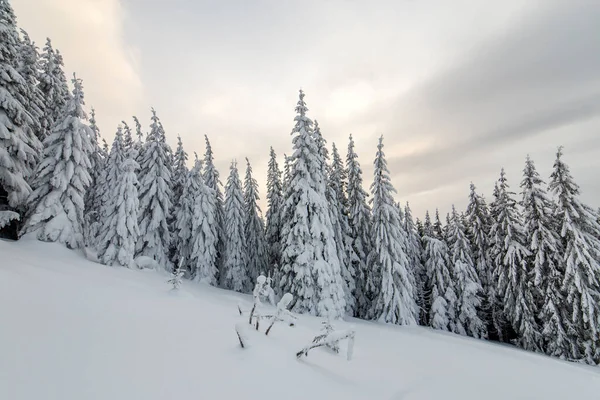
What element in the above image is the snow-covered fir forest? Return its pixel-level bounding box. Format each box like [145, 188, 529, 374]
[2, 0, 600, 367]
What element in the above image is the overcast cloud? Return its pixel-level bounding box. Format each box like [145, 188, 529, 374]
[13, 0, 600, 217]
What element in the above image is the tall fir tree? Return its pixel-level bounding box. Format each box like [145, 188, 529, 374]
[491, 168, 540, 351]
[464, 183, 496, 337]
[520, 155, 570, 357]
[174, 156, 202, 277]
[17, 29, 45, 143]
[38, 38, 68, 139]
[346, 133, 372, 317]
[244, 157, 268, 283]
[223, 160, 249, 293]
[314, 124, 355, 316]
[203, 135, 225, 284]
[405, 203, 426, 324]
[24, 75, 92, 249]
[548, 147, 600, 364]
[189, 165, 219, 285]
[424, 234, 455, 331]
[0, 1, 41, 234]
[135, 109, 172, 270]
[368, 136, 417, 325]
[265, 147, 284, 283]
[447, 206, 487, 339]
[83, 108, 105, 247]
[169, 135, 188, 266]
[330, 141, 358, 316]
[279, 90, 346, 318]
[97, 157, 139, 269]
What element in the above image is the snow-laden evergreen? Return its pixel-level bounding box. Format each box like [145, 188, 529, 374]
[265, 147, 284, 282]
[121, 121, 135, 160]
[189, 165, 218, 285]
[548, 147, 600, 364]
[24, 75, 92, 249]
[280, 90, 346, 319]
[203, 135, 225, 283]
[97, 157, 139, 269]
[83, 108, 105, 247]
[447, 206, 487, 339]
[132, 115, 144, 165]
[330, 142, 358, 316]
[223, 161, 249, 293]
[244, 158, 268, 284]
[171, 135, 188, 210]
[404, 203, 426, 324]
[464, 183, 496, 336]
[315, 127, 356, 317]
[16, 29, 45, 143]
[135, 109, 172, 270]
[169, 135, 188, 266]
[0, 1, 41, 231]
[346, 134, 372, 317]
[38, 38, 68, 139]
[520, 155, 570, 357]
[490, 169, 540, 352]
[174, 155, 203, 277]
[100, 125, 126, 226]
[424, 234, 455, 331]
[368, 136, 417, 325]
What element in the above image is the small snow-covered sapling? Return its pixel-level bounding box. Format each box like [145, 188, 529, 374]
[265, 293, 296, 336]
[249, 275, 276, 329]
[296, 320, 356, 361]
[168, 260, 184, 291]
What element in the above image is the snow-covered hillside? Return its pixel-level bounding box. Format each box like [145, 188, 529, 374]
[2, 237, 599, 400]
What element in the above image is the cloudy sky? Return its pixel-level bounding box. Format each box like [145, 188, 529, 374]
[13, 0, 600, 217]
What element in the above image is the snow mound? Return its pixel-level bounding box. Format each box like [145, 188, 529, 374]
[1, 239, 599, 400]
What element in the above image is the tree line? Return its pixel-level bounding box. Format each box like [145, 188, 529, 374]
[1, 0, 599, 366]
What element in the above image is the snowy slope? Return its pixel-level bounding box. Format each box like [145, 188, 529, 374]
[1, 237, 599, 400]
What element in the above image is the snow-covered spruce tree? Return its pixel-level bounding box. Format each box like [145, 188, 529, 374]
[83, 108, 106, 247]
[174, 155, 202, 277]
[330, 141, 358, 316]
[24, 75, 92, 249]
[100, 125, 126, 225]
[38, 38, 68, 140]
[487, 180, 512, 342]
[368, 136, 417, 325]
[314, 124, 355, 316]
[447, 206, 486, 338]
[464, 183, 497, 337]
[17, 29, 45, 144]
[405, 202, 426, 325]
[189, 167, 219, 285]
[135, 109, 172, 270]
[490, 168, 540, 351]
[203, 135, 225, 284]
[433, 209, 444, 240]
[520, 155, 571, 357]
[223, 160, 249, 293]
[169, 135, 188, 266]
[244, 158, 268, 284]
[346, 134, 372, 317]
[132, 116, 144, 164]
[265, 147, 284, 282]
[279, 90, 346, 318]
[548, 147, 600, 364]
[425, 233, 455, 331]
[0, 2, 41, 235]
[121, 121, 135, 160]
[97, 157, 139, 268]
